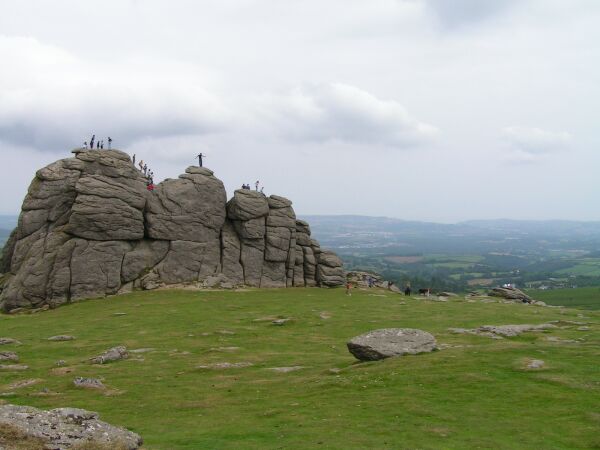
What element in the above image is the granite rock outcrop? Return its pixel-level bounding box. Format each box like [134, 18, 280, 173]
[0, 149, 344, 312]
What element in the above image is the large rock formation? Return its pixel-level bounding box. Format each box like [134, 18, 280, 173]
[0, 149, 344, 312]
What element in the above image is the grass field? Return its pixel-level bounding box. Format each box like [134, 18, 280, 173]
[1, 288, 599, 449]
[531, 287, 600, 310]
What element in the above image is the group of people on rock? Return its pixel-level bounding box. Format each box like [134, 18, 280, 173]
[241, 180, 264, 194]
[83, 134, 112, 150]
[130, 154, 155, 191]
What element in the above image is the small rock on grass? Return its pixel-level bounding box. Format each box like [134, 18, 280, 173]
[47, 335, 75, 341]
[89, 346, 128, 364]
[73, 377, 105, 389]
[526, 359, 545, 369]
[0, 338, 21, 345]
[266, 366, 306, 373]
[7, 379, 42, 389]
[577, 326, 591, 331]
[0, 351, 19, 362]
[0, 364, 28, 371]
[196, 362, 253, 370]
[272, 318, 293, 326]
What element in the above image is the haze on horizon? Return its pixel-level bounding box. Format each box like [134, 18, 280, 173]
[0, 0, 599, 223]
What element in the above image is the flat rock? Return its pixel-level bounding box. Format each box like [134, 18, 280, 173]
[449, 323, 556, 338]
[196, 362, 253, 370]
[73, 377, 105, 389]
[266, 366, 306, 373]
[0, 352, 19, 362]
[89, 346, 128, 364]
[48, 335, 75, 341]
[0, 404, 142, 449]
[7, 379, 42, 389]
[0, 364, 28, 371]
[526, 359, 545, 369]
[129, 348, 155, 354]
[347, 328, 437, 361]
[0, 338, 21, 346]
[272, 318, 293, 325]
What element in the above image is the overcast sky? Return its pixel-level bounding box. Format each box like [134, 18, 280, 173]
[1, 0, 599, 222]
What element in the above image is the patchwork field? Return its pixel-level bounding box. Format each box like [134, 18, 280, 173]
[1, 288, 599, 449]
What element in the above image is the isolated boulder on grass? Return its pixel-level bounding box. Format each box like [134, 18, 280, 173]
[347, 328, 437, 361]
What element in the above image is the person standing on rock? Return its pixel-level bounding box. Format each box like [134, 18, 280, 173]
[255, 180, 260, 191]
[132, 154, 136, 166]
[100, 140, 104, 149]
[108, 137, 112, 149]
[138, 160, 144, 172]
[83, 141, 88, 149]
[89, 135, 95, 149]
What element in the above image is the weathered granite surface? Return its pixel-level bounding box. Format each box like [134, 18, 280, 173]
[0, 149, 344, 312]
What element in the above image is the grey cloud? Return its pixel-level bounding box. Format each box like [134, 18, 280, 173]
[426, 0, 519, 29]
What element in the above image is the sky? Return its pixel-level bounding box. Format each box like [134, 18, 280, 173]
[0, 0, 599, 222]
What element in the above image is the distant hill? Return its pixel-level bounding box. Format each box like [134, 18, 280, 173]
[302, 215, 600, 255]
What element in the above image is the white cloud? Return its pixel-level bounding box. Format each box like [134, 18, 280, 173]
[0, 36, 230, 151]
[257, 83, 439, 148]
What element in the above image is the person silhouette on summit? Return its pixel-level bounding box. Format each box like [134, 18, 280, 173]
[108, 137, 112, 149]
[89, 135, 95, 149]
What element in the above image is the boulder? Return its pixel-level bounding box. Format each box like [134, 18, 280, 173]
[347, 328, 438, 361]
[488, 287, 533, 303]
[0, 149, 345, 312]
[145, 168, 226, 241]
[227, 189, 269, 221]
[0, 404, 142, 449]
[89, 346, 128, 364]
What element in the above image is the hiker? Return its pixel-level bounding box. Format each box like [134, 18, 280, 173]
[108, 137, 112, 149]
[132, 154, 136, 166]
[260, 187, 264, 194]
[255, 180, 259, 191]
[143, 164, 147, 176]
[100, 140, 104, 149]
[89, 134, 95, 149]
[346, 281, 352, 296]
[146, 182, 154, 192]
[404, 285, 411, 296]
[83, 141, 88, 149]
[96, 141, 100, 149]
[138, 160, 144, 172]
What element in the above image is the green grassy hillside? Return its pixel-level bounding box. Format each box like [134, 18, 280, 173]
[1, 288, 599, 449]
[530, 287, 600, 310]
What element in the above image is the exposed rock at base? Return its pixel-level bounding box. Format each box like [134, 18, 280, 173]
[0, 150, 345, 312]
[347, 328, 438, 361]
[0, 404, 142, 449]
